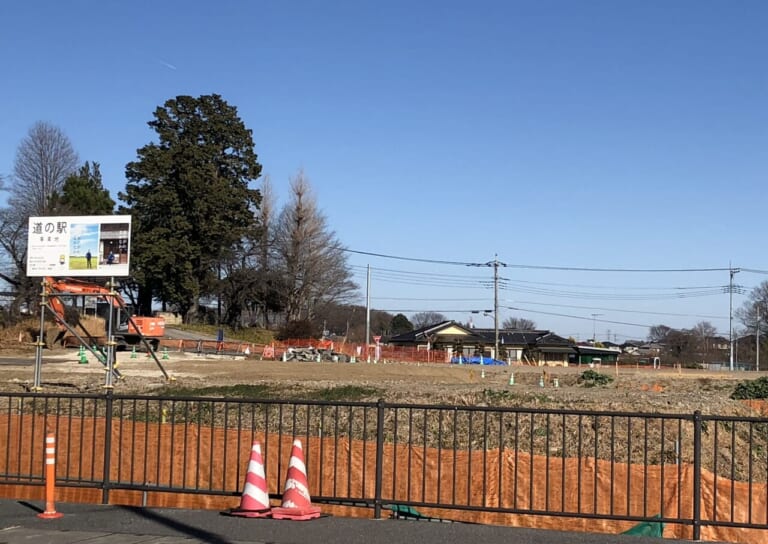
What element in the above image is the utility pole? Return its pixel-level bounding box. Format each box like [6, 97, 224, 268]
[473, 256, 505, 362]
[757, 305, 760, 372]
[590, 313, 603, 343]
[365, 264, 371, 350]
[493, 256, 499, 361]
[729, 268, 740, 372]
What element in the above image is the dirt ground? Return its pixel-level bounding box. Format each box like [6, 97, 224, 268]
[0, 343, 762, 418]
[2, 344, 766, 544]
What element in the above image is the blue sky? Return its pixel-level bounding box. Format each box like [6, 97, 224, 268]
[1, 1, 766, 342]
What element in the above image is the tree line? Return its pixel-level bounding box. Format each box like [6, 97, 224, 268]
[646, 316, 768, 366]
[0, 95, 368, 338]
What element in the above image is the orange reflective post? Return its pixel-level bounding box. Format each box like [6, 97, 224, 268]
[37, 432, 63, 519]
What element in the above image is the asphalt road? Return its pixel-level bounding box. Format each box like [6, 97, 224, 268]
[0, 499, 699, 544]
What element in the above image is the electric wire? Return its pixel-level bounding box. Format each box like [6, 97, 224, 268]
[352, 265, 739, 296]
[343, 247, 738, 273]
[341, 247, 759, 335]
[509, 300, 727, 320]
[351, 265, 735, 301]
[502, 305, 656, 329]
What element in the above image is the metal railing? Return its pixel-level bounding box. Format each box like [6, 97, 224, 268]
[0, 391, 766, 541]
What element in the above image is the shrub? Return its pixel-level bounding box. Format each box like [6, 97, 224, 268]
[577, 369, 614, 388]
[730, 376, 768, 400]
[276, 319, 318, 340]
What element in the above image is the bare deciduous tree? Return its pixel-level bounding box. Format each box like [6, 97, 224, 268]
[254, 175, 281, 325]
[411, 311, 447, 329]
[273, 170, 357, 322]
[0, 123, 78, 312]
[227, 174, 283, 328]
[691, 321, 719, 363]
[11, 121, 79, 216]
[737, 281, 768, 334]
[502, 316, 536, 330]
[648, 324, 672, 343]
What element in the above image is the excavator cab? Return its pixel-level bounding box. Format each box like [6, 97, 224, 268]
[95, 301, 132, 333]
[95, 301, 164, 350]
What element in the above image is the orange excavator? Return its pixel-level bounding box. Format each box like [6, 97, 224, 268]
[43, 276, 165, 350]
[42, 277, 170, 382]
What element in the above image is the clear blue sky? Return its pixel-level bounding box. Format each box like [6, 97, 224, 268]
[1, 1, 766, 342]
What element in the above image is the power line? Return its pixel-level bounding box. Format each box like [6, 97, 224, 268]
[371, 308, 497, 313]
[352, 265, 738, 299]
[350, 264, 486, 279]
[509, 300, 727, 320]
[505, 278, 728, 291]
[343, 248, 476, 266]
[502, 263, 731, 273]
[373, 297, 489, 301]
[344, 247, 733, 273]
[504, 305, 653, 329]
[340, 244, 768, 277]
[500, 284, 729, 301]
[342, 247, 759, 337]
[350, 266, 491, 289]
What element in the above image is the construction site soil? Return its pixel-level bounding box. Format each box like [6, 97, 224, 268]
[0, 344, 763, 418]
[0, 320, 757, 414]
[2, 340, 768, 543]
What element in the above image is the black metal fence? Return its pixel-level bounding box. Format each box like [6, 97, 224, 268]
[0, 391, 766, 541]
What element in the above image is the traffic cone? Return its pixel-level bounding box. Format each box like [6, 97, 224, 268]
[78, 346, 88, 364]
[508, 372, 515, 386]
[162, 347, 169, 360]
[226, 441, 272, 518]
[130, 346, 137, 359]
[271, 439, 321, 520]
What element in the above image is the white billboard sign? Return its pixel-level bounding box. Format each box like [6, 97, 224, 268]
[26, 215, 132, 277]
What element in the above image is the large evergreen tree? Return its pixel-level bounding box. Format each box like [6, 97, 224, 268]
[121, 94, 262, 319]
[49, 162, 115, 215]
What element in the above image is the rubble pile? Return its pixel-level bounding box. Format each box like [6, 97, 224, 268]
[283, 346, 350, 363]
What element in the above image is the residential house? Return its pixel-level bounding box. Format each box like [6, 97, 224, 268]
[388, 321, 575, 366]
[571, 344, 621, 366]
[386, 320, 485, 359]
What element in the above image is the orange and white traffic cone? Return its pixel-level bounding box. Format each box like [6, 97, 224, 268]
[38, 432, 63, 519]
[271, 439, 321, 520]
[226, 441, 272, 518]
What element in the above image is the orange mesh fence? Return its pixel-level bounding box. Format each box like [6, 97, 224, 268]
[158, 337, 454, 364]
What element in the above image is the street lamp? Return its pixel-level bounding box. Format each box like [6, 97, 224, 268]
[471, 310, 495, 358]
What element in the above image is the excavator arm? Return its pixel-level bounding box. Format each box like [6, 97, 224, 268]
[44, 277, 125, 307]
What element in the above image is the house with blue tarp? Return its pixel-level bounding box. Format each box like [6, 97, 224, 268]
[387, 321, 575, 366]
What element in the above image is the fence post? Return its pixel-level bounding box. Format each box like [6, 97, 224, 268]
[37, 430, 63, 519]
[692, 410, 702, 541]
[373, 399, 385, 519]
[101, 390, 114, 504]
